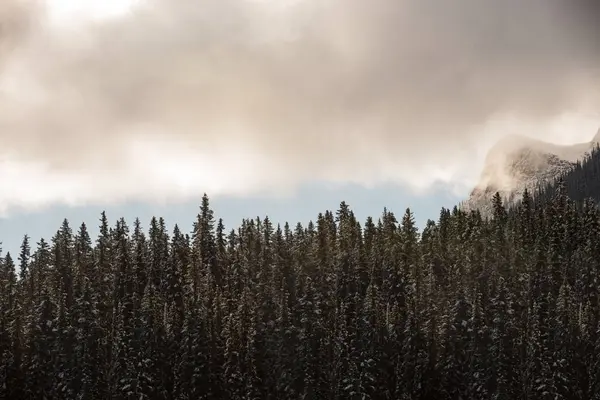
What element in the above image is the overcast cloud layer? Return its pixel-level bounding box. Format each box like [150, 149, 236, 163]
[0, 0, 598, 215]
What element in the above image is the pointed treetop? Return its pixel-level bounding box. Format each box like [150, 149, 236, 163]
[99, 211, 109, 236]
[18, 234, 31, 279]
[5, 252, 14, 267]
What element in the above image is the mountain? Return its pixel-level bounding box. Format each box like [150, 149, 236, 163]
[463, 128, 600, 215]
[536, 138, 600, 206]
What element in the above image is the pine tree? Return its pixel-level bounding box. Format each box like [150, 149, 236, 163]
[6, 152, 600, 400]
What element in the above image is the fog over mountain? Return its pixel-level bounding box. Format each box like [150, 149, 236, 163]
[464, 128, 600, 214]
[0, 0, 599, 215]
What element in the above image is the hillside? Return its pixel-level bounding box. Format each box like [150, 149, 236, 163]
[534, 141, 600, 206]
[462, 129, 600, 215]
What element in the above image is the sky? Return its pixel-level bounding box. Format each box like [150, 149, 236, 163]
[0, 0, 599, 256]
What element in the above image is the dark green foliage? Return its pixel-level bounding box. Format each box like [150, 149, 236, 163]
[2, 157, 600, 399]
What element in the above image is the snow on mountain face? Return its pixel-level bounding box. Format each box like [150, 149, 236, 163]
[463, 129, 600, 215]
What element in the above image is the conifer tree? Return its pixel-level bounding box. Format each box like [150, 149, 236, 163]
[5, 169, 600, 399]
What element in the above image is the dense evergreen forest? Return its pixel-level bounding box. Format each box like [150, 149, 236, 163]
[536, 145, 600, 205]
[3, 148, 600, 399]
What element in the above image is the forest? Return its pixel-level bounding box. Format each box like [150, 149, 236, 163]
[3, 148, 600, 399]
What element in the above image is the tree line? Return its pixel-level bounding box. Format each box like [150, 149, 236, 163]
[2, 156, 600, 398]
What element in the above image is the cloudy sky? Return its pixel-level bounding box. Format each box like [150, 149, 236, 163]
[0, 0, 599, 255]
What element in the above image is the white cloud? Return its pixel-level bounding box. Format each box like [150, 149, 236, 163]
[45, 0, 139, 26]
[0, 0, 598, 215]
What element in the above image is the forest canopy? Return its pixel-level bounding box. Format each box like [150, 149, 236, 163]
[2, 147, 600, 399]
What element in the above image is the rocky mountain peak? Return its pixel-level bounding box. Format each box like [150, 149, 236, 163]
[463, 129, 599, 215]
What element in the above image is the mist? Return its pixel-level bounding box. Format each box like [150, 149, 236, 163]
[0, 0, 598, 215]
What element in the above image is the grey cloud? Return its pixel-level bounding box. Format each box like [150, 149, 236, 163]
[0, 0, 599, 209]
[0, 0, 40, 65]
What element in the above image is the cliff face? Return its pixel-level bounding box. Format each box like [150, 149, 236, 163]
[463, 129, 600, 215]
